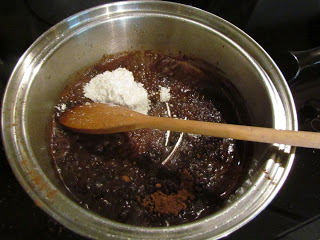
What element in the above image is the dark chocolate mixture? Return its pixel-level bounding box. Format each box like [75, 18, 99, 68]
[50, 50, 249, 227]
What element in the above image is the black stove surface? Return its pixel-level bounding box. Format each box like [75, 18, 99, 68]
[1, 0, 320, 239]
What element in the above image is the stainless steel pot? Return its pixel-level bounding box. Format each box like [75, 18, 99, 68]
[1, 1, 297, 239]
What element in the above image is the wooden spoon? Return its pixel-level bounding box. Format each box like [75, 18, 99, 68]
[59, 103, 320, 149]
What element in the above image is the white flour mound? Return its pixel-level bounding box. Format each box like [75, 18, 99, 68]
[83, 68, 150, 115]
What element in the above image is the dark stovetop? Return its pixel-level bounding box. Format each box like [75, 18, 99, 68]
[1, 0, 320, 239]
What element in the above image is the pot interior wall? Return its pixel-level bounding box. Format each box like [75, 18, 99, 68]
[24, 15, 275, 204]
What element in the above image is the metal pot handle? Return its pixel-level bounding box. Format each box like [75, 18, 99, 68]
[289, 46, 320, 82]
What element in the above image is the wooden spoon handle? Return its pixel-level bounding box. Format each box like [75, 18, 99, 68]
[144, 116, 320, 149]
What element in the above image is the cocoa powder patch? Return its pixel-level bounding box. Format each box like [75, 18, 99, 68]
[141, 169, 194, 216]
